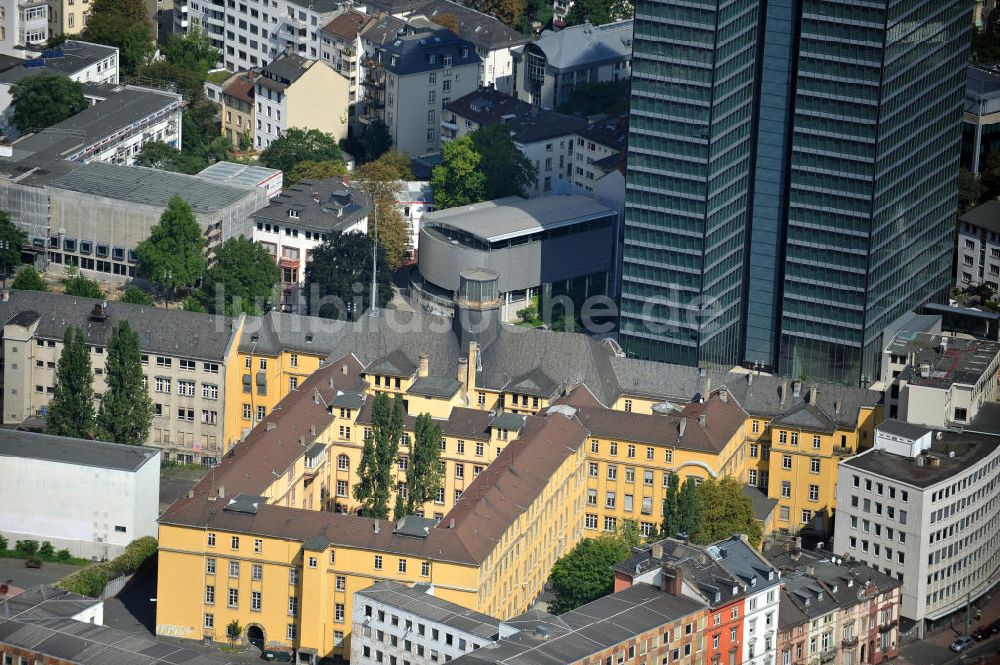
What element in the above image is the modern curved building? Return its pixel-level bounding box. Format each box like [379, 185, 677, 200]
[413, 194, 617, 322]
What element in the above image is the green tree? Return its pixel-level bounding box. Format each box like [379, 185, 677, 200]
[0, 212, 26, 279]
[694, 477, 763, 547]
[90, 0, 148, 23]
[393, 492, 407, 521]
[469, 124, 537, 200]
[10, 73, 87, 133]
[564, 0, 633, 26]
[182, 295, 207, 312]
[548, 536, 628, 614]
[354, 393, 404, 518]
[162, 29, 219, 79]
[139, 59, 206, 100]
[305, 231, 392, 320]
[405, 413, 443, 513]
[959, 167, 984, 213]
[362, 119, 393, 163]
[227, 619, 242, 646]
[135, 195, 206, 294]
[96, 321, 154, 445]
[618, 519, 642, 548]
[973, 28, 1000, 65]
[120, 286, 155, 306]
[62, 268, 105, 299]
[661, 473, 680, 538]
[200, 236, 279, 315]
[259, 128, 342, 173]
[46, 326, 95, 439]
[374, 150, 414, 180]
[677, 477, 703, 540]
[84, 16, 154, 75]
[470, 0, 522, 27]
[11, 266, 46, 291]
[135, 140, 206, 174]
[354, 159, 411, 269]
[287, 159, 346, 187]
[431, 136, 485, 209]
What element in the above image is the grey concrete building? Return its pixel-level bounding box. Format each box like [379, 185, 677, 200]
[0, 430, 160, 559]
[957, 200, 1000, 292]
[351, 580, 497, 665]
[413, 194, 617, 320]
[0, 290, 245, 464]
[511, 20, 632, 110]
[834, 418, 1000, 634]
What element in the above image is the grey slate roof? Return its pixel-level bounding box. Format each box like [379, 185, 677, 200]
[251, 178, 370, 233]
[374, 24, 480, 76]
[444, 88, 585, 143]
[707, 535, 781, 592]
[0, 40, 117, 84]
[507, 367, 558, 397]
[258, 53, 316, 92]
[0, 586, 100, 623]
[360, 13, 408, 47]
[0, 615, 241, 664]
[0, 290, 239, 361]
[368, 348, 419, 377]
[409, 0, 529, 49]
[769, 402, 837, 434]
[488, 412, 524, 431]
[408, 376, 461, 397]
[357, 580, 498, 640]
[452, 583, 705, 665]
[0, 430, 159, 471]
[48, 162, 258, 214]
[959, 199, 1000, 235]
[0, 86, 182, 185]
[527, 20, 632, 71]
[741, 485, 778, 523]
[876, 419, 931, 440]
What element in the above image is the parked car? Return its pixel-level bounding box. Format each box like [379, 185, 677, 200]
[24, 558, 41, 569]
[950, 635, 975, 652]
[990, 619, 1000, 635]
[972, 626, 988, 641]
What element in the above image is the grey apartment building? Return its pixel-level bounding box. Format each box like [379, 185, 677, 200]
[618, 0, 971, 385]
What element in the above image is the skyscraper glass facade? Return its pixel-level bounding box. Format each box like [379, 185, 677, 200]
[619, 0, 970, 385]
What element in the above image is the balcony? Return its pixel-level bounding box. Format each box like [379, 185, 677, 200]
[878, 620, 897, 633]
[820, 650, 837, 663]
[833, 445, 853, 456]
[842, 638, 858, 649]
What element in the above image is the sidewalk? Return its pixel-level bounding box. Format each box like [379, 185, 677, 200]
[922, 585, 1000, 648]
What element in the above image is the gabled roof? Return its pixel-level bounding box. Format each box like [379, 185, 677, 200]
[444, 88, 586, 143]
[374, 23, 480, 76]
[506, 367, 558, 397]
[768, 402, 837, 434]
[367, 348, 418, 377]
[409, 0, 529, 49]
[357, 580, 498, 639]
[221, 71, 258, 103]
[322, 10, 369, 40]
[526, 20, 632, 71]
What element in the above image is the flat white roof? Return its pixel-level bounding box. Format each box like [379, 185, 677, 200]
[421, 194, 616, 243]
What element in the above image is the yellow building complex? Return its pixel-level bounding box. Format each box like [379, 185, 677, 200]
[157, 311, 883, 661]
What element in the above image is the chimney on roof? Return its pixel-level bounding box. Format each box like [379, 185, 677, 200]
[780, 379, 788, 404]
[835, 400, 842, 415]
[701, 375, 711, 397]
[299, 435, 305, 446]
[449, 518, 455, 529]
[698, 414, 706, 427]
[218, 486, 225, 498]
[418, 353, 429, 378]
[342, 363, 348, 375]
[661, 566, 683, 596]
[187, 490, 194, 499]
[719, 388, 728, 403]
[679, 417, 687, 438]
[373, 520, 380, 533]
[651, 543, 663, 560]
[792, 380, 802, 397]
[809, 385, 817, 404]
[457, 357, 469, 404]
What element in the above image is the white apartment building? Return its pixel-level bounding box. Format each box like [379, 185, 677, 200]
[0, 0, 48, 57]
[441, 88, 584, 196]
[881, 331, 1000, 427]
[834, 420, 1000, 635]
[351, 579, 497, 665]
[364, 22, 479, 157]
[254, 53, 350, 149]
[957, 199, 1000, 291]
[0, 291, 245, 464]
[182, 0, 344, 72]
[396, 180, 432, 257]
[0, 430, 160, 560]
[511, 20, 632, 110]
[250, 177, 368, 309]
[571, 115, 626, 192]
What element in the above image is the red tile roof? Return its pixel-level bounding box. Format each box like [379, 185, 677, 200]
[322, 10, 369, 40]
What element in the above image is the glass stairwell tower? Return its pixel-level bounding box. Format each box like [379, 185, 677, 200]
[618, 0, 971, 385]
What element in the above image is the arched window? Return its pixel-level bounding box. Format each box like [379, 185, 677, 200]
[337, 454, 350, 471]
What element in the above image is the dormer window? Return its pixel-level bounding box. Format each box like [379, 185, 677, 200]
[443, 54, 452, 66]
[460, 47, 468, 58]
[288, 209, 300, 219]
[428, 54, 436, 64]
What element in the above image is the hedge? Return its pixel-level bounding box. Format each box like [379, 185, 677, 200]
[56, 536, 158, 597]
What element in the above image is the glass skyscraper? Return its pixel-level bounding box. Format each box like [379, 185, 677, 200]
[619, 0, 971, 385]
